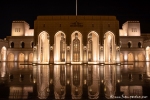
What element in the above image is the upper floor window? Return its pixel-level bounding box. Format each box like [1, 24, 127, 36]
[10, 42, 14, 48]
[20, 42, 25, 48]
[138, 42, 142, 48]
[132, 28, 137, 32]
[15, 28, 20, 32]
[128, 41, 132, 48]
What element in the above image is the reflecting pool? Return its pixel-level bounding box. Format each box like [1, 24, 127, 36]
[0, 62, 150, 99]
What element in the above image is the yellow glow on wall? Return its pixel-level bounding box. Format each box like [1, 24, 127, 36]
[124, 53, 127, 61]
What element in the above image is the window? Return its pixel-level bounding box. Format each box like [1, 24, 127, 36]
[88, 33, 93, 62]
[20, 42, 25, 48]
[10, 42, 14, 48]
[60, 33, 65, 62]
[73, 33, 80, 62]
[88, 40, 92, 61]
[132, 28, 137, 32]
[128, 41, 132, 48]
[43, 24, 45, 27]
[15, 28, 20, 32]
[138, 42, 142, 48]
[108, 23, 110, 27]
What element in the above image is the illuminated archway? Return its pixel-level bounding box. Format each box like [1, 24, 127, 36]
[38, 31, 50, 63]
[138, 53, 145, 61]
[120, 53, 124, 62]
[7, 53, 15, 61]
[146, 62, 150, 77]
[146, 46, 150, 61]
[127, 53, 134, 61]
[87, 31, 99, 63]
[1, 46, 7, 61]
[71, 31, 83, 64]
[19, 53, 24, 61]
[104, 31, 115, 63]
[54, 31, 66, 64]
[29, 53, 33, 62]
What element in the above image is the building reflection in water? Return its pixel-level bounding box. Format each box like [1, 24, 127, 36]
[0, 62, 6, 78]
[104, 65, 116, 99]
[71, 65, 82, 99]
[37, 65, 50, 99]
[1, 62, 150, 99]
[54, 65, 66, 99]
[146, 62, 150, 77]
[88, 65, 100, 99]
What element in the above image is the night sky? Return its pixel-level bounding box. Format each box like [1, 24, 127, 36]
[0, 0, 150, 39]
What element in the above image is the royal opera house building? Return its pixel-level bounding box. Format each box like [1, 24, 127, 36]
[1, 15, 150, 64]
[0, 15, 150, 99]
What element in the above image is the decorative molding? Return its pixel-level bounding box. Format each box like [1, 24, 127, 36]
[70, 21, 83, 27]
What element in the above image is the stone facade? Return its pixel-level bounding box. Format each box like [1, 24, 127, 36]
[0, 15, 150, 63]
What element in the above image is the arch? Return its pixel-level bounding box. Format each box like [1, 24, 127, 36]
[87, 31, 99, 62]
[88, 39, 92, 61]
[1, 46, 7, 61]
[18, 53, 25, 61]
[120, 53, 124, 62]
[146, 62, 150, 77]
[7, 53, 15, 61]
[146, 46, 150, 61]
[71, 31, 82, 63]
[138, 53, 145, 61]
[104, 31, 115, 63]
[127, 53, 134, 61]
[29, 53, 33, 62]
[138, 42, 142, 48]
[10, 41, 14, 48]
[73, 33, 80, 62]
[38, 31, 50, 63]
[20, 41, 25, 48]
[54, 31, 66, 63]
[128, 41, 132, 48]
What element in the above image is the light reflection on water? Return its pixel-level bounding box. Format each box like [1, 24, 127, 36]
[0, 62, 150, 99]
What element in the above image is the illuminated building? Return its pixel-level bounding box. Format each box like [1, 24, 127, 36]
[0, 15, 150, 64]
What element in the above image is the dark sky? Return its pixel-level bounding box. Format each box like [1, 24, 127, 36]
[0, 0, 150, 39]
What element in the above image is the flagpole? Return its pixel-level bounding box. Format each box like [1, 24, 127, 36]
[76, 0, 77, 16]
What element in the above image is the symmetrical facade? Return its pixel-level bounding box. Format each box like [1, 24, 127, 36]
[1, 15, 150, 64]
